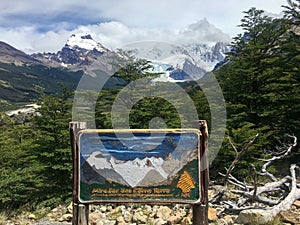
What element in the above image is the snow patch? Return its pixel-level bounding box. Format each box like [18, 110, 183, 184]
[66, 33, 108, 52]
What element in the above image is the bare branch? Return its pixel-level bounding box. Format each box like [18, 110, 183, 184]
[260, 135, 297, 181]
[223, 133, 259, 185]
[251, 164, 258, 197]
[212, 134, 298, 219]
[266, 164, 300, 217]
[228, 136, 238, 154]
[231, 189, 280, 206]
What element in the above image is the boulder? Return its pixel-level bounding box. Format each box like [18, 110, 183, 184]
[236, 209, 274, 225]
[156, 206, 172, 220]
[280, 210, 300, 224]
[293, 200, 300, 208]
[58, 213, 73, 222]
[208, 208, 218, 221]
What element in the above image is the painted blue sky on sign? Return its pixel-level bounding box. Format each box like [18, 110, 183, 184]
[79, 131, 199, 161]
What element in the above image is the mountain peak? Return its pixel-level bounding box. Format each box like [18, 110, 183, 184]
[65, 33, 108, 52]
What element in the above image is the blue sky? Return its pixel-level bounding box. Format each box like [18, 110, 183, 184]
[0, 0, 287, 53]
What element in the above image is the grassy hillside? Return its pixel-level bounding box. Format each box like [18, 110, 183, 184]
[0, 62, 83, 109]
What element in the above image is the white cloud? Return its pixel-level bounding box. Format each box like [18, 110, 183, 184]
[0, 27, 70, 53]
[73, 19, 231, 51]
[0, 19, 231, 53]
[0, 0, 288, 53]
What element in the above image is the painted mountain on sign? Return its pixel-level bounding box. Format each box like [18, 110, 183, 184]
[79, 131, 199, 188]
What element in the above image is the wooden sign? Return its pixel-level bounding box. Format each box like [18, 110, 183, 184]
[75, 129, 201, 204]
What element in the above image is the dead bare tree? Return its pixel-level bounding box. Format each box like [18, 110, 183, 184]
[210, 134, 299, 219]
[223, 133, 259, 186]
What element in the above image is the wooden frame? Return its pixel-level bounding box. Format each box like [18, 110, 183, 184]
[69, 121, 209, 225]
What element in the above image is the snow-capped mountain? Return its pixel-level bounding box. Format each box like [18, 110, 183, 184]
[66, 34, 108, 52]
[83, 151, 169, 187]
[31, 33, 230, 81]
[32, 33, 111, 68]
[122, 41, 230, 81]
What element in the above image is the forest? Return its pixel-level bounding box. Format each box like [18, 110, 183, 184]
[0, 0, 299, 214]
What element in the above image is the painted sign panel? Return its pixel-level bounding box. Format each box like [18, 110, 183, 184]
[77, 129, 201, 203]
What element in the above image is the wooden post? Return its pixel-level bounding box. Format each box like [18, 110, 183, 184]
[70, 122, 89, 225]
[192, 120, 209, 225]
[70, 121, 209, 225]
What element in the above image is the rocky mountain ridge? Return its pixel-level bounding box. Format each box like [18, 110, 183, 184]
[0, 41, 39, 65]
[31, 33, 111, 69]
[0, 33, 230, 82]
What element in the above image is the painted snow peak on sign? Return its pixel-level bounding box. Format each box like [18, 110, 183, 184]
[79, 130, 199, 188]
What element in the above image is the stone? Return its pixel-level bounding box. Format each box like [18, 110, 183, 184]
[223, 214, 234, 224]
[132, 212, 147, 223]
[181, 217, 192, 225]
[116, 216, 125, 223]
[153, 218, 167, 225]
[52, 207, 58, 212]
[280, 210, 300, 224]
[28, 214, 36, 220]
[96, 221, 104, 225]
[236, 209, 274, 225]
[89, 212, 101, 224]
[100, 206, 107, 213]
[214, 219, 227, 225]
[67, 202, 73, 213]
[123, 210, 132, 222]
[111, 206, 122, 215]
[293, 200, 300, 208]
[156, 206, 172, 220]
[167, 215, 182, 224]
[208, 208, 218, 221]
[103, 220, 116, 225]
[58, 213, 73, 222]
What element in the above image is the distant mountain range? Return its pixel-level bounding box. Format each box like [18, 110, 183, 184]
[30, 33, 230, 81]
[0, 33, 230, 107]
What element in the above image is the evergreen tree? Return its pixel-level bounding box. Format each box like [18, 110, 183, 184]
[0, 114, 43, 210]
[214, 7, 300, 176]
[33, 87, 73, 206]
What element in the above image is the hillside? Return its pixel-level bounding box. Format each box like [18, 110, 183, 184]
[0, 62, 83, 108]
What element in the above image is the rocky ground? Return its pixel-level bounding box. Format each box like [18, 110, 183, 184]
[2, 185, 300, 225]
[2, 201, 300, 225]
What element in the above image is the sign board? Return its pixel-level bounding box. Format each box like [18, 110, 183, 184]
[76, 129, 201, 204]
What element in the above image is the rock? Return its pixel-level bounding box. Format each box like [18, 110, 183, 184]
[100, 206, 107, 213]
[89, 212, 101, 224]
[208, 208, 218, 221]
[52, 207, 58, 212]
[236, 209, 274, 225]
[67, 202, 73, 213]
[144, 205, 152, 213]
[214, 219, 227, 225]
[280, 210, 300, 224]
[153, 218, 167, 225]
[132, 211, 147, 223]
[103, 220, 116, 225]
[223, 214, 234, 224]
[293, 200, 300, 208]
[156, 206, 172, 220]
[181, 216, 192, 225]
[58, 213, 73, 222]
[96, 221, 104, 225]
[28, 214, 36, 220]
[167, 215, 182, 224]
[46, 212, 54, 218]
[123, 210, 132, 222]
[116, 216, 125, 224]
[110, 206, 122, 215]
